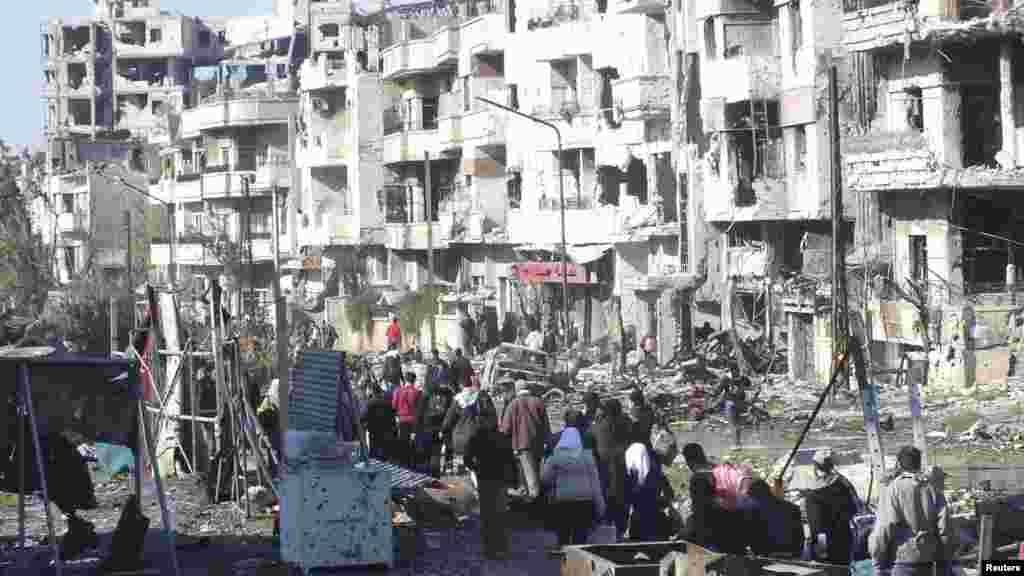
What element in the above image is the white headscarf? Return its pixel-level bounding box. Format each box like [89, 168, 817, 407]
[556, 427, 583, 451]
[626, 442, 652, 486]
[266, 379, 281, 410]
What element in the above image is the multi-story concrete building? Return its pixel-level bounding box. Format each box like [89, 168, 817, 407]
[686, 0, 845, 385]
[294, 1, 386, 309]
[504, 0, 691, 360]
[40, 0, 215, 284]
[842, 0, 1022, 388]
[149, 7, 301, 316]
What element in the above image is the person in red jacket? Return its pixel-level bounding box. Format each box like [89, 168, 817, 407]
[392, 371, 420, 468]
[385, 314, 402, 351]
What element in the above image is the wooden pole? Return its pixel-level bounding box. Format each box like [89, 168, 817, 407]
[425, 152, 435, 352]
[271, 174, 289, 454]
[851, 335, 886, 494]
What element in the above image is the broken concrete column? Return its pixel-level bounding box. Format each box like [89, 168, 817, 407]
[1000, 40, 1017, 167]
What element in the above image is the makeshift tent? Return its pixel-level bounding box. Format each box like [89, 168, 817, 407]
[0, 348, 180, 576]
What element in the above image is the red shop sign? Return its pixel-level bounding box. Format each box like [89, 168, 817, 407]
[511, 261, 592, 285]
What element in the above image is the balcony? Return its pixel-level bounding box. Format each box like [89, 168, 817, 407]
[613, 75, 671, 120]
[179, 95, 298, 138]
[379, 129, 442, 164]
[385, 221, 451, 250]
[460, 12, 507, 56]
[150, 238, 278, 267]
[727, 245, 768, 278]
[841, 2, 914, 53]
[169, 165, 292, 202]
[507, 205, 623, 245]
[381, 26, 458, 81]
[701, 54, 780, 103]
[299, 55, 348, 92]
[113, 39, 188, 59]
[609, 0, 666, 15]
[57, 212, 88, 235]
[296, 112, 355, 168]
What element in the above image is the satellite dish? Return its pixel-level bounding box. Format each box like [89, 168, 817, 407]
[0, 346, 56, 359]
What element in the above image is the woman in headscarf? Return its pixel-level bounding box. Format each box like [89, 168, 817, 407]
[624, 442, 672, 542]
[591, 398, 631, 538]
[541, 416, 605, 547]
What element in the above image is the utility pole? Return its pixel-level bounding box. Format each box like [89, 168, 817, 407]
[829, 65, 848, 400]
[276, 117, 294, 445]
[425, 152, 435, 351]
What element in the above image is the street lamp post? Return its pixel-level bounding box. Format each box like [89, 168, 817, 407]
[475, 96, 570, 350]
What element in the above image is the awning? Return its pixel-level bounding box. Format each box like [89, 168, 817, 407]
[567, 244, 611, 265]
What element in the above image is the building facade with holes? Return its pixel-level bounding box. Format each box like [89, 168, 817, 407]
[148, 5, 301, 321]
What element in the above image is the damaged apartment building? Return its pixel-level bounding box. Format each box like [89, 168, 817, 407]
[148, 4, 301, 318]
[294, 0, 383, 316]
[842, 0, 1024, 388]
[692, 0, 846, 386]
[504, 0, 694, 362]
[41, 0, 220, 284]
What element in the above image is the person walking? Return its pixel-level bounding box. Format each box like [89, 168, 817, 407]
[443, 376, 498, 488]
[623, 442, 673, 542]
[392, 372, 420, 469]
[627, 388, 656, 447]
[869, 446, 951, 576]
[804, 447, 861, 565]
[361, 387, 397, 462]
[464, 417, 515, 560]
[541, 423, 605, 547]
[383, 344, 403, 391]
[450, 348, 472, 389]
[385, 314, 402, 350]
[578, 392, 601, 436]
[591, 398, 631, 538]
[500, 380, 550, 504]
[415, 377, 451, 477]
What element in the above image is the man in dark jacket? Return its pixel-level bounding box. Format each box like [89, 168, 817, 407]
[578, 392, 601, 436]
[415, 381, 451, 477]
[500, 379, 550, 503]
[362, 387, 398, 462]
[450, 348, 471, 389]
[804, 448, 860, 564]
[627, 388, 656, 446]
[591, 398, 631, 538]
[464, 420, 514, 559]
[442, 380, 498, 483]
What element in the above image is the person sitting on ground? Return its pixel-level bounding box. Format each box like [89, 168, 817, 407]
[804, 447, 861, 565]
[623, 441, 673, 542]
[541, 424, 605, 547]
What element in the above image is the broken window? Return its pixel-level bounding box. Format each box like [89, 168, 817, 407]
[199, 30, 211, 48]
[909, 235, 927, 284]
[62, 194, 74, 213]
[723, 22, 773, 59]
[320, 23, 340, 38]
[68, 99, 91, 125]
[382, 185, 408, 223]
[598, 166, 620, 206]
[64, 247, 76, 274]
[550, 59, 578, 112]
[63, 26, 91, 54]
[507, 172, 522, 209]
[118, 22, 146, 46]
[794, 124, 807, 172]
[904, 86, 923, 132]
[704, 17, 716, 60]
[598, 68, 619, 128]
[68, 63, 87, 89]
[961, 84, 1000, 168]
[149, 28, 162, 43]
[422, 96, 439, 130]
[626, 157, 648, 205]
[728, 222, 762, 247]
